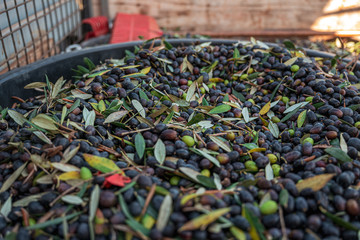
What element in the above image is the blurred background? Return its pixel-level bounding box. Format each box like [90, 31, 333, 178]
[1, 0, 359, 73]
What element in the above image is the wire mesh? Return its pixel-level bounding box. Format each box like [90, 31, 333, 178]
[0, 0, 83, 74]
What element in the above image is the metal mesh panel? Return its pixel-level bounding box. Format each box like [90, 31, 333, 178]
[0, 0, 83, 73]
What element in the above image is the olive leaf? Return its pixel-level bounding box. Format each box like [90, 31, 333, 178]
[209, 136, 231, 152]
[339, 133, 348, 153]
[283, 102, 308, 114]
[296, 173, 335, 192]
[103, 110, 128, 124]
[243, 205, 266, 240]
[190, 148, 220, 167]
[135, 133, 146, 159]
[51, 162, 80, 172]
[83, 154, 122, 174]
[27, 212, 82, 230]
[83, 108, 95, 127]
[8, 110, 27, 126]
[33, 131, 52, 144]
[62, 195, 84, 205]
[154, 139, 166, 165]
[186, 81, 197, 102]
[230, 226, 247, 240]
[51, 77, 66, 99]
[297, 110, 307, 128]
[61, 105, 67, 124]
[265, 163, 274, 180]
[139, 89, 149, 101]
[279, 189, 289, 208]
[0, 196, 12, 218]
[71, 90, 92, 100]
[24, 82, 48, 89]
[213, 173, 222, 190]
[208, 104, 231, 114]
[31, 114, 57, 131]
[132, 99, 146, 118]
[0, 163, 27, 193]
[156, 194, 172, 231]
[319, 206, 360, 231]
[242, 107, 250, 123]
[13, 192, 47, 207]
[268, 121, 279, 138]
[324, 147, 352, 163]
[284, 57, 298, 66]
[259, 102, 271, 115]
[187, 113, 205, 126]
[178, 208, 230, 232]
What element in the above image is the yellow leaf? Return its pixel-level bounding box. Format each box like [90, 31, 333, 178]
[140, 67, 151, 75]
[230, 226, 246, 240]
[98, 100, 106, 112]
[259, 101, 271, 115]
[58, 171, 81, 181]
[142, 214, 155, 229]
[297, 110, 307, 128]
[83, 154, 123, 174]
[209, 78, 224, 83]
[178, 207, 230, 232]
[296, 173, 335, 192]
[260, 116, 268, 127]
[248, 148, 266, 153]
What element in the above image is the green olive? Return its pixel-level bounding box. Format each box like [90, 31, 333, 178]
[303, 137, 314, 145]
[170, 176, 180, 185]
[80, 167, 92, 180]
[291, 65, 300, 72]
[267, 154, 278, 164]
[260, 200, 278, 215]
[182, 135, 195, 147]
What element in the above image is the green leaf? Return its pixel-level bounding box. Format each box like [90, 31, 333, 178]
[154, 139, 166, 165]
[8, 110, 27, 126]
[61, 105, 67, 125]
[244, 205, 266, 240]
[232, 89, 246, 102]
[31, 114, 57, 131]
[279, 189, 289, 208]
[27, 212, 82, 230]
[209, 135, 231, 152]
[83, 154, 122, 174]
[270, 81, 283, 101]
[61, 195, 84, 205]
[163, 40, 173, 50]
[156, 194, 172, 231]
[89, 185, 100, 221]
[98, 100, 106, 112]
[135, 133, 146, 159]
[190, 148, 220, 167]
[68, 99, 81, 115]
[196, 175, 216, 188]
[186, 81, 197, 102]
[163, 111, 174, 124]
[84, 57, 96, 71]
[283, 40, 296, 50]
[51, 77, 66, 99]
[325, 147, 353, 163]
[284, 57, 298, 66]
[319, 206, 360, 231]
[139, 89, 149, 101]
[83, 108, 96, 127]
[103, 110, 128, 124]
[268, 121, 279, 138]
[209, 104, 231, 114]
[87, 70, 110, 78]
[242, 107, 250, 123]
[284, 102, 308, 114]
[233, 48, 240, 59]
[0, 196, 12, 218]
[132, 100, 146, 118]
[0, 163, 27, 193]
[230, 226, 246, 240]
[187, 113, 205, 126]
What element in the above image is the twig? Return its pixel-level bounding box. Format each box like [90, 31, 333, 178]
[140, 184, 156, 217]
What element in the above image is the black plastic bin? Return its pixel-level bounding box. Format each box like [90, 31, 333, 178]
[0, 39, 359, 107]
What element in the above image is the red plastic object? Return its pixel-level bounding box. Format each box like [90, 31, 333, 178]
[82, 16, 109, 40]
[110, 13, 163, 43]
